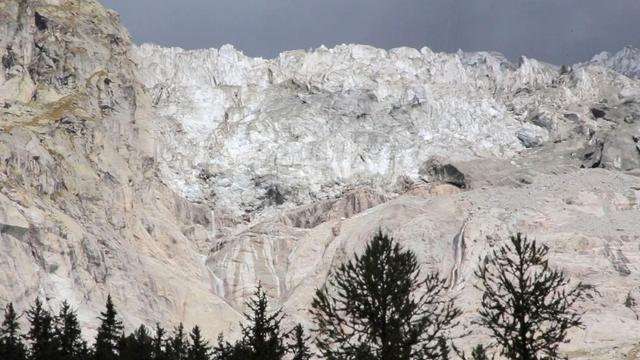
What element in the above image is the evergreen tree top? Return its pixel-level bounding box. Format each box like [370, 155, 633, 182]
[311, 230, 460, 360]
[475, 233, 592, 360]
[1, 303, 21, 338]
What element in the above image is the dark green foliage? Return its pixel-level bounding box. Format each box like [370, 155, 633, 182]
[310, 230, 460, 360]
[238, 285, 287, 360]
[152, 323, 167, 360]
[166, 323, 189, 360]
[471, 345, 490, 360]
[0, 303, 27, 360]
[212, 334, 246, 360]
[214, 286, 289, 360]
[438, 337, 450, 360]
[212, 335, 229, 360]
[55, 300, 87, 360]
[187, 326, 210, 360]
[475, 233, 591, 360]
[79, 343, 92, 360]
[94, 295, 124, 360]
[119, 325, 154, 360]
[351, 343, 374, 360]
[288, 324, 311, 360]
[26, 298, 58, 360]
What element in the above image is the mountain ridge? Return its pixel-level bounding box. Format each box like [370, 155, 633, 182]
[134, 40, 640, 77]
[584, 46, 640, 79]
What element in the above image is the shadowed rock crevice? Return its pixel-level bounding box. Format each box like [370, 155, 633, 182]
[34, 11, 48, 31]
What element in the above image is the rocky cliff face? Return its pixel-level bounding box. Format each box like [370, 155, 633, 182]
[0, 0, 241, 337]
[2, 0, 640, 358]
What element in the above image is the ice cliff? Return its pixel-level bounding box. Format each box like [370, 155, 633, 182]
[137, 43, 640, 217]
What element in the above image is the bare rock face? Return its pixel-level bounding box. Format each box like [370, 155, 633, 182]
[0, 0, 240, 337]
[2, 0, 640, 358]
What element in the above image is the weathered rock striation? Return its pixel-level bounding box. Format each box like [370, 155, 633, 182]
[1, 0, 640, 358]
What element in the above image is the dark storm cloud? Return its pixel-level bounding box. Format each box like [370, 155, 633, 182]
[100, 0, 640, 64]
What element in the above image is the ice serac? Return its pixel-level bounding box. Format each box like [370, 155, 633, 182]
[138, 45, 534, 211]
[2, 0, 640, 358]
[138, 43, 640, 216]
[584, 46, 640, 79]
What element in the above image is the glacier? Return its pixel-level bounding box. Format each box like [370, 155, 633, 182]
[137, 42, 639, 218]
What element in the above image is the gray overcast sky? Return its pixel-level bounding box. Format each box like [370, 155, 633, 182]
[100, 0, 640, 65]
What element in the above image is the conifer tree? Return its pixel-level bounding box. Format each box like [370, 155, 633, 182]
[288, 324, 311, 360]
[79, 342, 92, 360]
[475, 233, 591, 360]
[119, 325, 153, 360]
[0, 303, 27, 360]
[26, 298, 59, 360]
[212, 334, 232, 360]
[310, 230, 460, 360]
[470, 345, 490, 360]
[187, 326, 210, 360]
[351, 343, 374, 360]
[166, 323, 189, 360]
[238, 285, 287, 360]
[55, 301, 87, 360]
[152, 323, 167, 360]
[212, 334, 247, 360]
[438, 338, 450, 360]
[94, 295, 124, 360]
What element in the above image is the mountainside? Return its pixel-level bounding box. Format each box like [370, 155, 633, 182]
[1, 0, 640, 358]
[0, 0, 241, 337]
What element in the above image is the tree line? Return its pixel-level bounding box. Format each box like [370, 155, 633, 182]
[0, 232, 591, 360]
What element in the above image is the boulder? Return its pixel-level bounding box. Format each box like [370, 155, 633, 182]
[419, 158, 467, 189]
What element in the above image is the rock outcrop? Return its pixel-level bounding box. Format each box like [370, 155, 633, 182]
[0, 0, 240, 337]
[1, 0, 640, 358]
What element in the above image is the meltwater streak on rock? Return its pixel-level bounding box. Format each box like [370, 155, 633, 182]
[2, 0, 640, 358]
